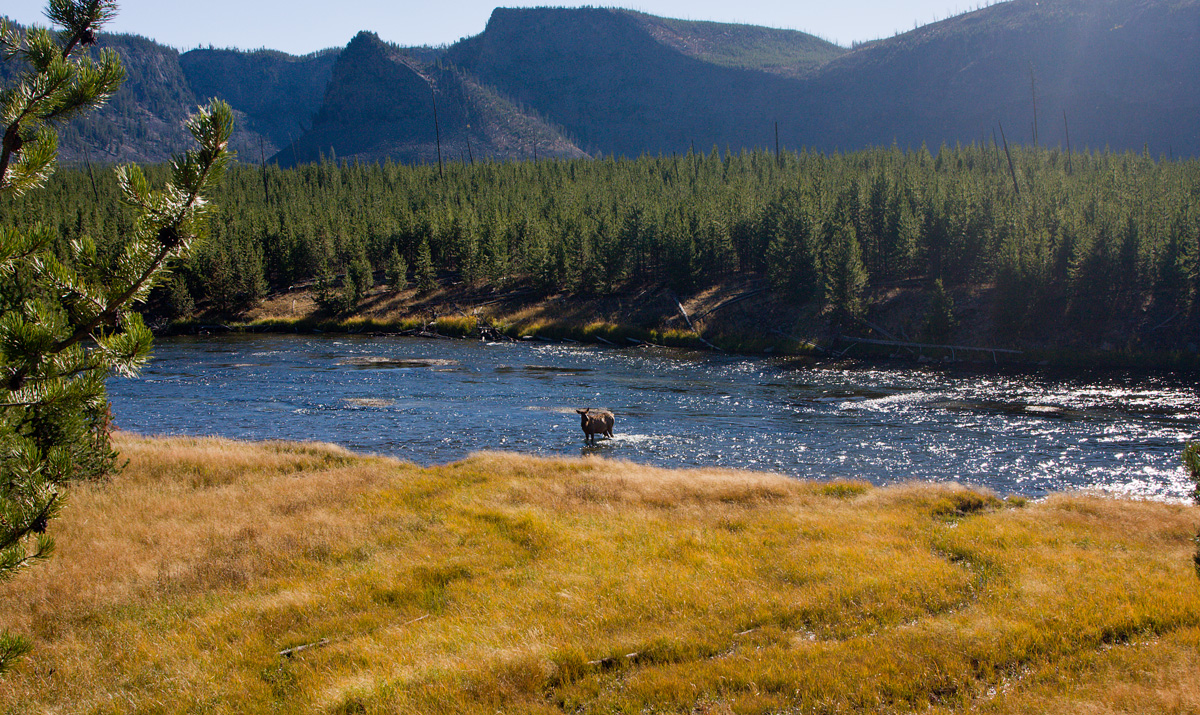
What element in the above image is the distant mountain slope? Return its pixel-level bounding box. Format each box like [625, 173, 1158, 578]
[793, 0, 1200, 153]
[441, 0, 1200, 158]
[444, 7, 813, 156]
[0, 18, 328, 163]
[0, 30, 200, 163]
[273, 32, 585, 167]
[624, 10, 845, 77]
[180, 47, 338, 155]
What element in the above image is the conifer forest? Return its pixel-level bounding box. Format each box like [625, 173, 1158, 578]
[5, 144, 1198, 345]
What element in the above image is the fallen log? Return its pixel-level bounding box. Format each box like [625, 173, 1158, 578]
[670, 292, 695, 331]
[853, 316, 901, 342]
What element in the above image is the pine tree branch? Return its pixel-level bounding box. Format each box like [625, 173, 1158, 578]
[0, 493, 57, 553]
[7, 104, 230, 388]
[46, 241, 173, 359]
[0, 2, 117, 192]
[0, 65, 71, 190]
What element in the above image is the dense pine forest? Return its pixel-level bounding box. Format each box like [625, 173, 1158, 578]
[4, 145, 1199, 351]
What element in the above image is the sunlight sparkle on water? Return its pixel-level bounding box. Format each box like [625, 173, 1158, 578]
[108, 335, 1200, 502]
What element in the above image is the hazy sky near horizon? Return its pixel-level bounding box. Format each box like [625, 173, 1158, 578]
[2, 0, 996, 54]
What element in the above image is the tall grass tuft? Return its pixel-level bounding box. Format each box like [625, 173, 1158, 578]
[433, 315, 478, 337]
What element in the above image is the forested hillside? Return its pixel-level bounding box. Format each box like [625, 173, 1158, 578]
[626, 11, 845, 77]
[0, 29, 197, 163]
[445, 0, 1200, 157]
[5, 147, 1198, 355]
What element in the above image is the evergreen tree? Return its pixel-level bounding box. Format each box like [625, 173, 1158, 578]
[766, 197, 823, 302]
[1159, 212, 1197, 316]
[385, 246, 407, 291]
[0, 2, 232, 675]
[165, 275, 195, 319]
[313, 268, 351, 315]
[924, 279, 957, 342]
[825, 222, 868, 325]
[414, 238, 435, 292]
[347, 251, 373, 301]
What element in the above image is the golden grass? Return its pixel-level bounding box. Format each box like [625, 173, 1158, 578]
[1, 435, 1198, 714]
[433, 315, 479, 337]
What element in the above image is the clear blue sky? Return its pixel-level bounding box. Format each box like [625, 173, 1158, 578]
[2, 1, 998, 54]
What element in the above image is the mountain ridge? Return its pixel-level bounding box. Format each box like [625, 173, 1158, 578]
[272, 30, 587, 166]
[4, 0, 1200, 164]
[443, 7, 818, 156]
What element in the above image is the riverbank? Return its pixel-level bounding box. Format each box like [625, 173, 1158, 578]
[2, 435, 1197, 712]
[163, 276, 1200, 370]
[168, 276, 804, 354]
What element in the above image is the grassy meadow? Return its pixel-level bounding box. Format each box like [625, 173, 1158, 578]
[1, 434, 1197, 713]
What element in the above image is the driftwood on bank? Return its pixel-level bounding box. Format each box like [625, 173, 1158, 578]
[626, 337, 664, 348]
[670, 292, 695, 331]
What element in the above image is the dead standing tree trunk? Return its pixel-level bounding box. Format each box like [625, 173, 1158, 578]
[999, 122, 1020, 196]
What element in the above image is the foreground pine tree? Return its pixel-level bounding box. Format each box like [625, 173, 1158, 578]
[0, 0, 232, 675]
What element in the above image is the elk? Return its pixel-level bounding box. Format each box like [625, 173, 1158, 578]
[576, 408, 615, 444]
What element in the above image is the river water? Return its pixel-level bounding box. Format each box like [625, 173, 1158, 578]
[107, 334, 1199, 500]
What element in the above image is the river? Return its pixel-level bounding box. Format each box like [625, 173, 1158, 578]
[106, 334, 1199, 500]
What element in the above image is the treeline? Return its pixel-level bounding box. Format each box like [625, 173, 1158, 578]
[3, 144, 1199, 341]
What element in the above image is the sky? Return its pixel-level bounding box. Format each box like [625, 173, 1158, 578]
[2, 0, 995, 54]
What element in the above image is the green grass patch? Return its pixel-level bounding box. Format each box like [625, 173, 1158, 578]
[815, 480, 871, 499]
